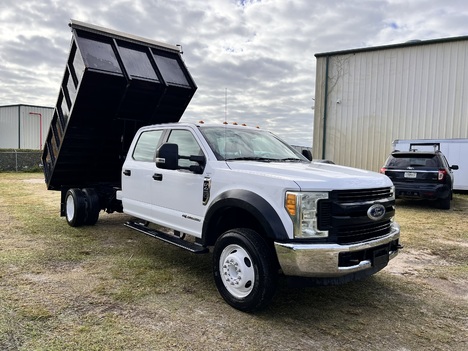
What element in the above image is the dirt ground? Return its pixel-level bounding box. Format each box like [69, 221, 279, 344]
[0, 173, 467, 351]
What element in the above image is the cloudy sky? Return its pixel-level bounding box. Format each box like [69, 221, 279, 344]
[1, 0, 467, 146]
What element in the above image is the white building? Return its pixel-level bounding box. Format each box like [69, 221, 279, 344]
[0, 104, 54, 150]
[313, 36, 468, 172]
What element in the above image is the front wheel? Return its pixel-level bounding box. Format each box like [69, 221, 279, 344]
[213, 228, 277, 312]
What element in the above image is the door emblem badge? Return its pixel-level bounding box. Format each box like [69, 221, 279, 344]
[202, 177, 211, 205]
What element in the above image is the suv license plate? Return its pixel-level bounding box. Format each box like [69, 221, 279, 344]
[404, 172, 417, 178]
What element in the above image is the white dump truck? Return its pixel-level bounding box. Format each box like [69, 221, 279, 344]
[43, 21, 401, 311]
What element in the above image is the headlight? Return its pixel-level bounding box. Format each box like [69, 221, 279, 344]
[285, 191, 329, 238]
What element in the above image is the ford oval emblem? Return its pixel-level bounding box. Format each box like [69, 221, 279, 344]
[367, 204, 386, 221]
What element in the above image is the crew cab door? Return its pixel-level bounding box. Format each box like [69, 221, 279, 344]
[121, 129, 165, 219]
[152, 128, 208, 237]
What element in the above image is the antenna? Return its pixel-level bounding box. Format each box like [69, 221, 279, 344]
[224, 88, 227, 123]
[223, 88, 228, 160]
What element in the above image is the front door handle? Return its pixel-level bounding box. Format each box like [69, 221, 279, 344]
[123, 169, 131, 176]
[153, 173, 163, 181]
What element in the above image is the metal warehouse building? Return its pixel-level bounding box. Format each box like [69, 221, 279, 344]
[0, 104, 54, 150]
[313, 36, 468, 172]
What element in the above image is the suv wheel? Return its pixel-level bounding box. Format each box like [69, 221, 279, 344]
[438, 194, 451, 210]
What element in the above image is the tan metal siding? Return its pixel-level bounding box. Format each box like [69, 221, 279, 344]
[0, 105, 53, 150]
[314, 40, 468, 172]
[0, 106, 20, 148]
[19, 106, 54, 150]
[313, 57, 326, 160]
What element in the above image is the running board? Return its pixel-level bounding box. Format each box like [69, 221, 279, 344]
[124, 221, 209, 254]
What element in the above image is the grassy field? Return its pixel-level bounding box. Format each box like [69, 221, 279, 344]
[0, 172, 467, 350]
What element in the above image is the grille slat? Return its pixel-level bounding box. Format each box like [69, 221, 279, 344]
[336, 187, 393, 202]
[336, 221, 392, 244]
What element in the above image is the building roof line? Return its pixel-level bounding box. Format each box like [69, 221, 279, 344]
[315, 35, 468, 57]
[0, 104, 54, 109]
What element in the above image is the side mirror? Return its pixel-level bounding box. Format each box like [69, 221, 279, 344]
[451, 165, 459, 170]
[156, 143, 179, 170]
[302, 149, 313, 161]
[187, 155, 206, 174]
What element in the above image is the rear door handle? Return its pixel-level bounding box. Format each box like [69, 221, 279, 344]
[123, 170, 131, 176]
[153, 173, 163, 181]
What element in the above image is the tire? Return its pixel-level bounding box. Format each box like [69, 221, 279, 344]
[213, 228, 277, 312]
[82, 188, 100, 225]
[65, 188, 86, 227]
[438, 194, 451, 210]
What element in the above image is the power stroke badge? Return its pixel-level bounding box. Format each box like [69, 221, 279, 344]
[202, 177, 211, 205]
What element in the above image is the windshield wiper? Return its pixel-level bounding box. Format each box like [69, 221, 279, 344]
[225, 157, 304, 163]
[279, 158, 303, 162]
[225, 157, 280, 162]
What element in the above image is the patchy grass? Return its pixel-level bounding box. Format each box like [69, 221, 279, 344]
[0, 173, 467, 350]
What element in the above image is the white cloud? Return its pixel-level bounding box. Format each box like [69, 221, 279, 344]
[0, 0, 467, 146]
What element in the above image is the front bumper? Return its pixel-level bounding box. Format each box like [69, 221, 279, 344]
[274, 223, 400, 278]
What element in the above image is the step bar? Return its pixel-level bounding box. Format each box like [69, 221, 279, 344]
[124, 221, 209, 254]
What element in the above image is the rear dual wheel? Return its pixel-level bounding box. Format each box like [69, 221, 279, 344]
[82, 188, 100, 225]
[65, 188, 100, 227]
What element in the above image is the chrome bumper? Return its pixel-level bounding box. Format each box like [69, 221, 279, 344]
[274, 223, 400, 277]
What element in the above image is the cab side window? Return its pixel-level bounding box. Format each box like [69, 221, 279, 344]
[133, 130, 164, 162]
[167, 129, 203, 168]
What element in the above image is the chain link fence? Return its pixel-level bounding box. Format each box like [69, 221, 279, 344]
[0, 150, 43, 172]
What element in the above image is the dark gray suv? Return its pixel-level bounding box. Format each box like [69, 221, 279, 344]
[380, 144, 458, 209]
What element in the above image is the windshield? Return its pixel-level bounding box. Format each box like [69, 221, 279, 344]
[199, 126, 307, 162]
[386, 154, 439, 168]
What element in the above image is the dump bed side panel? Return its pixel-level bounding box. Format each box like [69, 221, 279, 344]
[42, 21, 197, 190]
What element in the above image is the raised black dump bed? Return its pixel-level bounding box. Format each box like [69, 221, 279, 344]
[42, 20, 197, 190]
